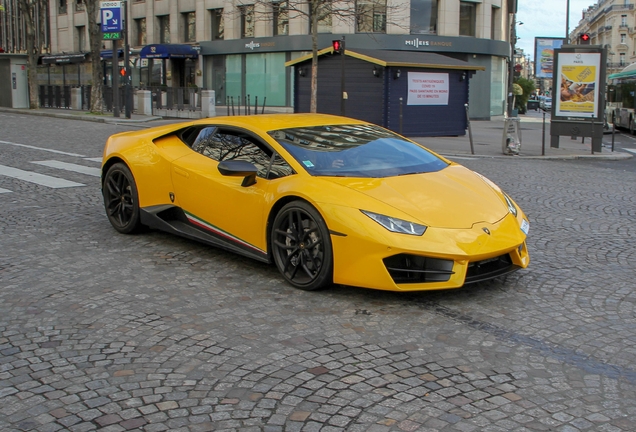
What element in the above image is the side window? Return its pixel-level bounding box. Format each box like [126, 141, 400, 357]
[191, 128, 294, 179]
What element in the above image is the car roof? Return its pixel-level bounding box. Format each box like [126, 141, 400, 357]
[190, 113, 368, 133]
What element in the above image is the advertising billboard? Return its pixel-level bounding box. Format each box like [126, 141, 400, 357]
[555, 52, 601, 118]
[535, 37, 564, 79]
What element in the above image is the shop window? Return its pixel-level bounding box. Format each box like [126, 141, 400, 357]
[184, 12, 196, 42]
[491, 6, 500, 40]
[240, 5, 254, 38]
[211, 9, 224, 40]
[135, 18, 146, 47]
[309, 8, 332, 34]
[459, 2, 476, 36]
[159, 15, 170, 44]
[76, 26, 85, 52]
[410, 0, 437, 34]
[273, 2, 289, 36]
[356, 0, 387, 33]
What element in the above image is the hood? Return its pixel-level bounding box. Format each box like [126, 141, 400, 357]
[326, 165, 510, 229]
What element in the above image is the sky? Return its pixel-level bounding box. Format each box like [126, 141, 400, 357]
[515, 0, 597, 59]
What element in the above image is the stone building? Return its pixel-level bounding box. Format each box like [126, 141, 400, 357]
[3, 0, 518, 119]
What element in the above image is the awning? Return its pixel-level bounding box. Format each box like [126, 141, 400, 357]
[101, 49, 124, 60]
[39, 53, 87, 65]
[139, 44, 199, 59]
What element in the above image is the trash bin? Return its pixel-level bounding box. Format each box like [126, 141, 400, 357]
[527, 100, 540, 111]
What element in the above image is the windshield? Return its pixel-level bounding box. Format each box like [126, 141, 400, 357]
[268, 124, 448, 178]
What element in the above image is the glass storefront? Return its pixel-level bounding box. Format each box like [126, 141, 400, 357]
[490, 56, 506, 116]
[211, 52, 288, 107]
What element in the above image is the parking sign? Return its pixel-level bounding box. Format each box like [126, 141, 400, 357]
[100, 1, 123, 33]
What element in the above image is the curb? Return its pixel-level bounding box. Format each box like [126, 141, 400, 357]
[0, 107, 163, 124]
[438, 152, 633, 161]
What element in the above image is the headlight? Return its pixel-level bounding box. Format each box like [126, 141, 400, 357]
[361, 210, 427, 236]
[503, 193, 518, 217]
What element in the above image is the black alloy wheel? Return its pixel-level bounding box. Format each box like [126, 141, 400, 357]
[271, 201, 333, 291]
[103, 163, 143, 234]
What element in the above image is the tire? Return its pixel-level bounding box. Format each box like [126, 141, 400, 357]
[103, 163, 143, 234]
[271, 201, 333, 291]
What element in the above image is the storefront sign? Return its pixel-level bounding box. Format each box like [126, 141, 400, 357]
[555, 52, 600, 118]
[407, 72, 449, 105]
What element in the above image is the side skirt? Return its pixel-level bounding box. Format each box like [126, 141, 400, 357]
[140, 205, 270, 263]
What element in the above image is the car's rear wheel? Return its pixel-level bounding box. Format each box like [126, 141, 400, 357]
[271, 201, 333, 291]
[103, 163, 143, 234]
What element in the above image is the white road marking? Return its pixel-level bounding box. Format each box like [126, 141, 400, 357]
[621, 148, 636, 154]
[0, 140, 85, 157]
[84, 157, 103, 163]
[0, 164, 84, 188]
[31, 160, 101, 177]
[0, 187, 12, 194]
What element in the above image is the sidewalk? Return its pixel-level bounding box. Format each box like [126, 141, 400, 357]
[0, 106, 631, 160]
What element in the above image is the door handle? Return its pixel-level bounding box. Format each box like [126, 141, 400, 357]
[173, 166, 190, 178]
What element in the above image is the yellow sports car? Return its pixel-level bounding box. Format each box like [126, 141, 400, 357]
[102, 114, 529, 292]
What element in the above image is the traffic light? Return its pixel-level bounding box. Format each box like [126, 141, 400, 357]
[332, 39, 344, 54]
[579, 33, 591, 44]
[119, 67, 126, 77]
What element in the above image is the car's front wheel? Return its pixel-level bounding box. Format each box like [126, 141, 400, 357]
[103, 163, 143, 234]
[271, 201, 333, 291]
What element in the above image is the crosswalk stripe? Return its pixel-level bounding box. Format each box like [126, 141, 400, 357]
[0, 187, 12, 194]
[0, 140, 85, 157]
[0, 164, 85, 188]
[32, 160, 101, 177]
[84, 157, 103, 163]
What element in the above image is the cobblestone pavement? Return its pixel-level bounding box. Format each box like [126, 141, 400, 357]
[1, 114, 636, 431]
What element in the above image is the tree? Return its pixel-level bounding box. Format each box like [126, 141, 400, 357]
[86, 0, 104, 113]
[242, 0, 407, 113]
[514, 77, 535, 114]
[17, 0, 48, 109]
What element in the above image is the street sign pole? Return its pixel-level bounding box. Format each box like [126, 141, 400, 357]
[100, 1, 124, 118]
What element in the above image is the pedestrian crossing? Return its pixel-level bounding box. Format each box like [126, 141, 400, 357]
[0, 158, 102, 193]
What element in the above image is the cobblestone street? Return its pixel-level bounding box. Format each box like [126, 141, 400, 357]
[1, 113, 636, 431]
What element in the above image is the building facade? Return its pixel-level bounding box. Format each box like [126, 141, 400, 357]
[571, 0, 636, 76]
[31, 0, 514, 119]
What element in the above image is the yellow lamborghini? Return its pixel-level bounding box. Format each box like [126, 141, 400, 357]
[101, 114, 529, 292]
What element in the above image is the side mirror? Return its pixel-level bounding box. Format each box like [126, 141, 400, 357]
[218, 160, 258, 187]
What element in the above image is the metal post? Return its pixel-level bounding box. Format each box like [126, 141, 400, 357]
[542, 111, 546, 156]
[112, 42, 120, 118]
[590, 118, 595, 155]
[465, 104, 475, 155]
[124, 0, 131, 119]
[399, 97, 403, 134]
[611, 123, 615, 152]
[340, 36, 346, 116]
[507, 14, 516, 116]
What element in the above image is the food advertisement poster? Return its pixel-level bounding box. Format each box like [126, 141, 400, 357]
[535, 37, 563, 79]
[407, 72, 449, 105]
[555, 52, 600, 118]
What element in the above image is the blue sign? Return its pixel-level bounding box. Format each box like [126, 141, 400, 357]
[100, 1, 123, 33]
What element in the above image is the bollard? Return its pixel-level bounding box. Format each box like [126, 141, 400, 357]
[465, 104, 475, 155]
[542, 112, 546, 156]
[612, 123, 615, 152]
